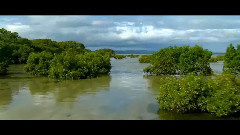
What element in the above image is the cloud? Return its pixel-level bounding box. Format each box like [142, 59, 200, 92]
[6, 23, 30, 32]
[1, 15, 240, 52]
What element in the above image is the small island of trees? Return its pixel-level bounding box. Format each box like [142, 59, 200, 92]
[143, 44, 240, 117]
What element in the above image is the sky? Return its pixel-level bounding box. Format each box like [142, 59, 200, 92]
[1, 15, 240, 52]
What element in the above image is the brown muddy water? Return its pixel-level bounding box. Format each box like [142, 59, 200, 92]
[0, 58, 231, 120]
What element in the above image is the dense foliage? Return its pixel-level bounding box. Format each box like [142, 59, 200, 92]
[12, 38, 34, 64]
[0, 28, 20, 44]
[209, 55, 224, 62]
[0, 28, 112, 78]
[144, 45, 213, 76]
[157, 74, 240, 117]
[223, 44, 240, 74]
[24, 45, 112, 79]
[0, 43, 13, 75]
[113, 54, 127, 59]
[0, 28, 88, 64]
[0, 28, 35, 65]
[139, 55, 151, 63]
[0, 28, 18, 74]
[126, 54, 139, 58]
[48, 49, 111, 79]
[24, 51, 54, 76]
[95, 49, 115, 57]
[24, 46, 112, 80]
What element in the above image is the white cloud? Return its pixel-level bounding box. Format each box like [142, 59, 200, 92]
[101, 25, 240, 44]
[2, 16, 240, 51]
[6, 23, 30, 32]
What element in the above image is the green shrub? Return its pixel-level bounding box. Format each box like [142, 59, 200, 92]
[204, 75, 240, 117]
[0, 62, 8, 75]
[113, 54, 126, 59]
[0, 43, 13, 75]
[0, 28, 20, 44]
[12, 44, 35, 64]
[139, 55, 151, 63]
[144, 45, 212, 75]
[95, 49, 115, 57]
[31, 39, 60, 53]
[144, 46, 181, 75]
[57, 41, 85, 53]
[209, 55, 225, 63]
[157, 74, 240, 117]
[178, 45, 212, 75]
[223, 44, 240, 74]
[126, 54, 139, 58]
[48, 49, 111, 80]
[157, 74, 206, 113]
[24, 51, 53, 76]
[30, 39, 86, 55]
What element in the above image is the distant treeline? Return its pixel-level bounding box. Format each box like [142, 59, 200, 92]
[0, 28, 142, 78]
[0, 28, 112, 79]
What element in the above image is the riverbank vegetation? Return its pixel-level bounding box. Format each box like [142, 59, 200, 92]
[95, 49, 115, 57]
[144, 45, 213, 76]
[0, 28, 112, 79]
[223, 44, 240, 74]
[126, 54, 139, 58]
[154, 44, 240, 117]
[113, 54, 127, 59]
[23, 41, 111, 79]
[48, 49, 111, 79]
[0, 44, 13, 75]
[157, 74, 240, 117]
[209, 55, 224, 62]
[139, 55, 151, 63]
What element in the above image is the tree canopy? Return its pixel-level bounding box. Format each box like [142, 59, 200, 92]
[0, 28, 112, 79]
[144, 45, 213, 76]
[224, 44, 240, 74]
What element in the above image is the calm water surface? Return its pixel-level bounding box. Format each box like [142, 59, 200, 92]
[0, 58, 230, 120]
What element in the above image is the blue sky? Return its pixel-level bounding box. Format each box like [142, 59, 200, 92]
[1, 16, 240, 52]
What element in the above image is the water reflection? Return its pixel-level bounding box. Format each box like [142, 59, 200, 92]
[0, 67, 27, 111]
[144, 76, 161, 95]
[210, 61, 224, 74]
[28, 76, 111, 102]
[56, 76, 110, 102]
[0, 85, 13, 110]
[0, 58, 229, 120]
[0, 65, 112, 119]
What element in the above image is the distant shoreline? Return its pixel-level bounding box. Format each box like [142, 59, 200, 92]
[115, 53, 225, 55]
[116, 53, 152, 55]
[114, 50, 225, 55]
